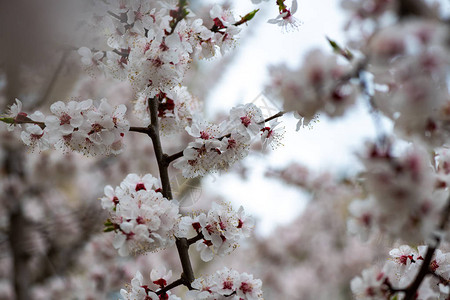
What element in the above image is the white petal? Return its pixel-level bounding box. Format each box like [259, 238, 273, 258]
[77, 47, 92, 57]
[291, 0, 298, 14]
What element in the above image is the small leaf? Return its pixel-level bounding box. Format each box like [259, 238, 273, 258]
[0, 117, 15, 124]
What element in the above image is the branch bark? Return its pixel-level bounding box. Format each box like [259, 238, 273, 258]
[147, 96, 195, 288]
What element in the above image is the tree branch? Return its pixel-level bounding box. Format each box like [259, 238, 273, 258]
[175, 238, 195, 289]
[147, 96, 196, 288]
[258, 111, 285, 124]
[148, 97, 172, 200]
[165, 150, 184, 164]
[156, 278, 184, 296]
[129, 126, 151, 134]
[187, 232, 204, 246]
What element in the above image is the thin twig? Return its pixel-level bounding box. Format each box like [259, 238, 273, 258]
[129, 126, 150, 134]
[187, 232, 204, 246]
[165, 151, 184, 164]
[258, 111, 285, 124]
[156, 278, 184, 296]
[39, 50, 69, 106]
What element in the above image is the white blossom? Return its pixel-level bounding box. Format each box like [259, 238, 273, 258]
[101, 173, 179, 256]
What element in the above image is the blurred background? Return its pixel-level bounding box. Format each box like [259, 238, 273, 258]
[0, 0, 448, 299]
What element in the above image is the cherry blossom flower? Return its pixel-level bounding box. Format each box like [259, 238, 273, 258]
[349, 140, 449, 243]
[174, 103, 281, 178]
[187, 268, 263, 300]
[353, 245, 450, 299]
[389, 245, 417, 266]
[228, 103, 264, 137]
[268, 0, 301, 32]
[7, 98, 129, 156]
[351, 264, 394, 300]
[77, 47, 104, 67]
[260, 120, 285, 150]
[368, 20, 450, 147]
[265, 49, 357, 128]
[176, 202, 254, 262]
[21, 111, 50, 152]
[121, 269, 181, 300]
[101, 173, 179, 256]
[3, 98, 27, 131]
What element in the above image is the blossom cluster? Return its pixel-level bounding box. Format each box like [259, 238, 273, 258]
[134, 86, 200, 135]
[367, 20, 450, 147]
[178, 202, 254, 262]
[121, 268, 180, 300]
[79, 1, 250, 96]
[351, 245, 450, 299]
[348, 141, 448, 243]
[265, 49, 357, 127]
[3, 98, 129, 156]
[173, 103, 284, 178]
[341, 0, 397, 26]
[101, 173, 179, 256]
[187, 267, 263, 300]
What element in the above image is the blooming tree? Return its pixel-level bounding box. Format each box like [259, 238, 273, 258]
[0, 0, 449, 299]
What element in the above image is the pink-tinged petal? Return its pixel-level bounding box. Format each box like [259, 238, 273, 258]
[114, 104, 127, 115]
[99, 98, 114, 115]
[79, 99, 93, 111]
[50, 101, 66, 115]
[70, 115, 84, 127]
[112, 232, 126, 249]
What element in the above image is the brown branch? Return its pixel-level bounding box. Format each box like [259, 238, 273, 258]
[258, 111, 285, 124]
[147, 96, 196, 287]
[129, 126, 151, 134]
[156, 278, 184, 296]
[112, 49, 129, 57]
[148, 97, 172, 200]
[187, 232, 204, 246]
[175, 238, 195, 289]
[165, 151, 184, 164]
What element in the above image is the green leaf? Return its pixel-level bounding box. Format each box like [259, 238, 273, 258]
[234, 9, 259, 26]
[0, 117, 15, 124]
[326, 36, 354, 60]
[243, 9, 259, 22]
[326, 36, 341, 51]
